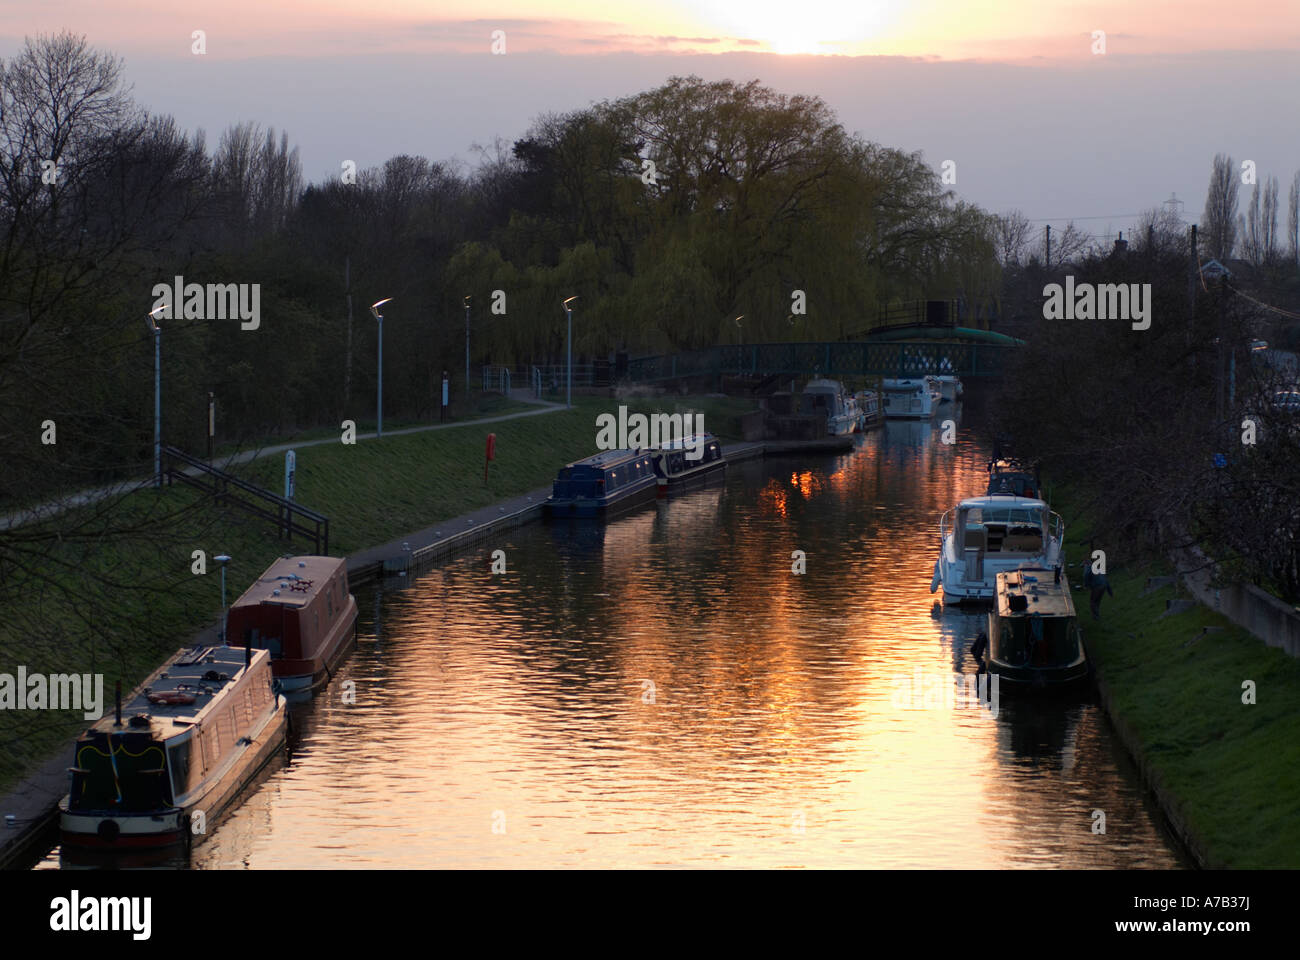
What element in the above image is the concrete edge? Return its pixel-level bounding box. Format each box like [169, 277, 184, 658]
[1091, 661, 1211, 869]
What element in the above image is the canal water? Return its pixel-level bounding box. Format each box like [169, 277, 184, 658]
[37, 402, 1185, 868]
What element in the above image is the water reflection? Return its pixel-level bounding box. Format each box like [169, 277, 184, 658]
[37, 396, 1184, 869]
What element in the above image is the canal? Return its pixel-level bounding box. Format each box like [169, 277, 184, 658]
[37, 405, 1186, 868]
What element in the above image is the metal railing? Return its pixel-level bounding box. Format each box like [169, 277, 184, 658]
[481, 365, 512, 394]
[162, 445, 329, 554]
[624, 341, 1015, 383]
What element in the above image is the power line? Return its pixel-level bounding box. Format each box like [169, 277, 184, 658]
[1022, 213, 1142, 223]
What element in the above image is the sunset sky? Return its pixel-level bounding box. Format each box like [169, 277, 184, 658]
[3, 1, 1298, 235]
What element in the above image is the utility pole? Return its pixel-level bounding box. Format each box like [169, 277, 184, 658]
[344, 256, 353, 408]
[1045, 224, 1051, 267]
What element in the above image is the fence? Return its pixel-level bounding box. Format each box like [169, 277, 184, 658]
[162, 445, 329, 554]
[625, 341, 1014, 383]
[481, 365, 511, 394]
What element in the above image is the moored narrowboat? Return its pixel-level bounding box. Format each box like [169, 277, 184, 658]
[59, 645, 286, 850]
[986, 457, 1041, 499]
[648, 433, 726, 493]
[980, 568, 1089, 690]
[545, 449, 658, 518]
[227, 555, 358, 695]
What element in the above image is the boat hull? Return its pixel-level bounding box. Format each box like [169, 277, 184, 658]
[982, 657, 1089, 691]
[656, 459, 727, 495]
[545, 477, 659, 519]
[273, 607, 358, 694]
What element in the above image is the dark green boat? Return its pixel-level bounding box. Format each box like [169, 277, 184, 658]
[981, 567, 1089, 691]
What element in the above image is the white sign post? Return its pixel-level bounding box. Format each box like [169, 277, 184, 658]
[284, 449, 296, 500]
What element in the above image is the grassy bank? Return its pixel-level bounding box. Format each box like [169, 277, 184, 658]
[1053, 484, 1300, 868]
[0, 395, 753, 795]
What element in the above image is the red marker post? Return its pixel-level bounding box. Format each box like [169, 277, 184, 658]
[484, 432, 496, 485]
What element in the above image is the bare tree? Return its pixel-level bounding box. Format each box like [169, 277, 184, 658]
[1044, 221, 1093, 268]
[1135, 204, 1186, 254]
[1261, 175, 1280, 265]
[994, 210, 1032, 267]
[1239, 182, 1263, 266]
[1201, 153, 1238, 261]
[1287, 170, 1299, 267]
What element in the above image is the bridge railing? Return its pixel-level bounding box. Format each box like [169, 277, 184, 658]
[625, 341, 1014, 382]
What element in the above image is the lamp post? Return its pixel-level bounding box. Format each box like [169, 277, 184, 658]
[146, 306, 166, 487]
[734, 315, 745, 375]
[371, 298, 392, 437]
[464, 295, 472, 402]
[563, 296, 578, 409]
[215, 554, 231, 642]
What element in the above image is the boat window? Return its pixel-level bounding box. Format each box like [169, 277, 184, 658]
[168, 739, 199, 798]
[998, 616, 1079, 667]
[70, 735, 170, 812]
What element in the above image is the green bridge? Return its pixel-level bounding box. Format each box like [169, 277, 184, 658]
[625, 330, 1020, 384]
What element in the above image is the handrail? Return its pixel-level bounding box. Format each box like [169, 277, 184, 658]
[161, 445, 329, 553]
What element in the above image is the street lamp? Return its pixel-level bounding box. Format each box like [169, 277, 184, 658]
[463, 295, 472, 402]
[370, 298, 392, 437]
[215, 554, 231, 642]
[145, 306, 166, 487]
[563, 296, 579, 409]
[734, 315, 745, 375]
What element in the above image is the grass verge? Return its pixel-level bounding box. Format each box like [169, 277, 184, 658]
[1053, 481, 1300, 868]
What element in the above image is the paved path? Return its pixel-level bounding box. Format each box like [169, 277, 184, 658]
[0, 390, 564, 532]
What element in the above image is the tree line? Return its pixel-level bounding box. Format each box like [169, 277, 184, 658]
[1, 33, 1004, 508]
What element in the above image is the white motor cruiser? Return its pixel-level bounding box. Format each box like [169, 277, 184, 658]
[800, 379, 859, 436]
[931, 495, 1065, 604]
[881, 378, 937, 419]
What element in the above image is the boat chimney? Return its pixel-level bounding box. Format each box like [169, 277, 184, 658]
[1054, 564, 1061, 585]
[114, 680, 122, 727]
[245, 636, 251, 670]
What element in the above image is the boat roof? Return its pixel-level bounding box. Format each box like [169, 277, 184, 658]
[654, 433, 717, 451]
[881, 378, 926, 389]
[565, 449, 651, 470]
[958, 495, 1046, 510]
[803, 379, 845, 392]
[230, 554, 345, 610]
[995, 569, 1076, 618]
[84, 645, 271, 740]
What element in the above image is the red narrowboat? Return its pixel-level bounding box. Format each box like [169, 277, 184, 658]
[227, 555, 359, 695]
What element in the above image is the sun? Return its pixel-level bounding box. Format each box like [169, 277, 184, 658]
[692, 0, 899, 55]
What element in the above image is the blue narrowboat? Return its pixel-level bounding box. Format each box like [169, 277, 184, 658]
[544, 449, 658, 518]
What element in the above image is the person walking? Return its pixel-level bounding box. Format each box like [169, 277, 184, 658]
[1082, 565, 1114, 620]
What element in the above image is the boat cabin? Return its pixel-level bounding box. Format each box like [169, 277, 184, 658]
[651, 434, 724, 481]
[986, 458, 1040, 499]
[551, 449, 655, 500]
[988, 569, 1085, 672]
[64, 645, 277, 817]
[226, 556, 353, 677]
[952, 496, 1053, 556]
